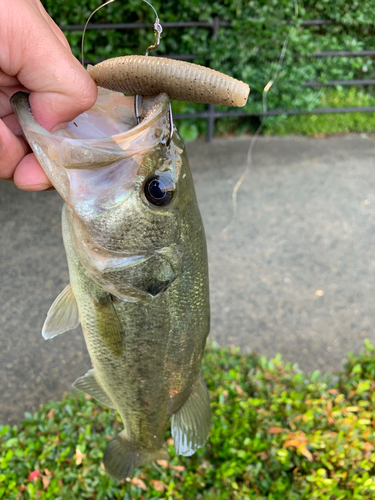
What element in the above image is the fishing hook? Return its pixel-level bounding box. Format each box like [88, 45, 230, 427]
[133, 2, 174, 145]
[134, 11, 163, 124]
[82, 0, 174, 145]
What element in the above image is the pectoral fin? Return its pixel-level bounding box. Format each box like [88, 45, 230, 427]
[42, 284, 80, 339]
[171, 373, 211, 456]
[73, 369, 115, 408]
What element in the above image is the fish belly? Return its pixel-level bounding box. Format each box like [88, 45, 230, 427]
[62, 203, 210, 464]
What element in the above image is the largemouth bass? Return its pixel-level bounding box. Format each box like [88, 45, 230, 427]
[11, 89, 210, 480]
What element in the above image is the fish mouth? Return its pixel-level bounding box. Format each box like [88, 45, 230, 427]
[10, 90, 171, 170]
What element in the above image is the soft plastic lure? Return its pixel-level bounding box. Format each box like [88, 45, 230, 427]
[88, 55, 250, 107]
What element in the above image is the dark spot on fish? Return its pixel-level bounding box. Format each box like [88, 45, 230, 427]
[73, 122, 78, 127]
[148, 280, 172, 297]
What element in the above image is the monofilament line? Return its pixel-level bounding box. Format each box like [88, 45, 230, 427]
[223, 0, 299, 234]
[81, 0, 161, 66]
[142, 0, 159, 20]
[81, 0, 115, 66]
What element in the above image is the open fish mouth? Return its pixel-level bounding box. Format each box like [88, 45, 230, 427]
[10, 90, 172, 206]
[11, 89, 181, 301]
[10, 90, 171, 169]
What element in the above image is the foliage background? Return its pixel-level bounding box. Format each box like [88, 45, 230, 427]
[2, 341, 375, 499]
[40, 0, 375, 139]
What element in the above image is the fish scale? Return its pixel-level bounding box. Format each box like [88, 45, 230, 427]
[11, 90, 211, 480]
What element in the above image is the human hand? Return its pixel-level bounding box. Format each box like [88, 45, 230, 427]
[0, 0, 97, 190]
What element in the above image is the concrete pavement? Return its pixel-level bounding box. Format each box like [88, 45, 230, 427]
[2, 134, 375, 423]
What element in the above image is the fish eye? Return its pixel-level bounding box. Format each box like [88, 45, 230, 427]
[144, 174, 175, 207]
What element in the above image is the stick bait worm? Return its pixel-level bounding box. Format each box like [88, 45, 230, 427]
[88, 55, 250, 107]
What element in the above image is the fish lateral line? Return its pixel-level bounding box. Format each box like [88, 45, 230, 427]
[11, 21, 212, 476]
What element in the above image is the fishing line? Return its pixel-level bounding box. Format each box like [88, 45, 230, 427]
[141, 0, 159, 21]
[222, 0, 299, 234]
[82, 0, 174, 146]
[82, 0, 115, 66]
[81, 0, 161, 66]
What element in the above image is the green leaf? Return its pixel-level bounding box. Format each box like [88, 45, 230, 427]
[27, 482, 35, 497]
[178, 122, 199, 142]
[357, 380, 371, 394]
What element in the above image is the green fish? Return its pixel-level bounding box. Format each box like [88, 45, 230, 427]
[11, 90, 211, 480]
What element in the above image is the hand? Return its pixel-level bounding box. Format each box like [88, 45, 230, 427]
[0, 0, 97, 190]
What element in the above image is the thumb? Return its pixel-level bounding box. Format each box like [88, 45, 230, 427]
[2, 0, 97, 130]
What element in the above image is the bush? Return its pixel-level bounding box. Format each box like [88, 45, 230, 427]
[2, 341, 375, 499]
[265, 87, 375, 136]
[39, 1, 375, 138]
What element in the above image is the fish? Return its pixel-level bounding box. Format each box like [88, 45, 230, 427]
[10, 53, 250, 479]
[11, 88, 211, 480]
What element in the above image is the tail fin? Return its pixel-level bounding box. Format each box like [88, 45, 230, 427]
[103, 431, 169, 480]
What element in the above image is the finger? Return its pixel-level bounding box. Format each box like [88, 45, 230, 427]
[1, 0, 98, 131]
[0, 69, 19, 87]
[0, 119, 30, 180]
[13, 153, 52, 191]
[0, 85, 29, 119]
[35, 0, 71, 50]
[27, 52, 97, 131]
[0, 115, 52, 191]
[3, 113, 25, 137]
[0, 91, 13, 117]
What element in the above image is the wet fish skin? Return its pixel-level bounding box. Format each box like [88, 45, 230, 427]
[11, 90, 211, 480]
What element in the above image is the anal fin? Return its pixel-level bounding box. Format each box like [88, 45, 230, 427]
[42, 284, 80, 339]
[172, 373, 211, 457]
[73, 369, 115, 408]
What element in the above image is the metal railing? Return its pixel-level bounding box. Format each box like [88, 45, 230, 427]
[62, 18, 375, 141]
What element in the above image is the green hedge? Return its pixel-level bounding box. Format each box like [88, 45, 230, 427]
[40, 1, 375, 137]
[2, 341, 375, 499]
[266, 87, 375, 136]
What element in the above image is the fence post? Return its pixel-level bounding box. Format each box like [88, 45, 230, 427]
[206, 17, 221, 141]
[207, 104, 215, 142]
[212, 16, 220, 39]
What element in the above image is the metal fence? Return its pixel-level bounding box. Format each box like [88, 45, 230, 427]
[62, 18, 375, 141]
